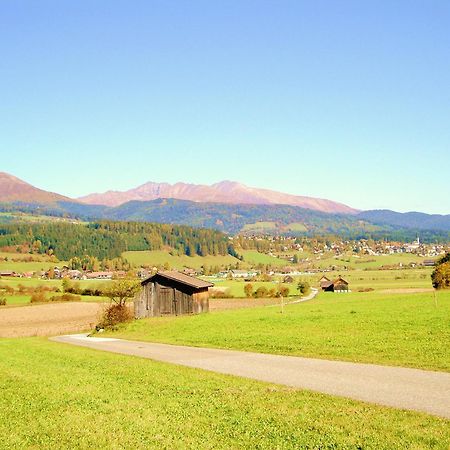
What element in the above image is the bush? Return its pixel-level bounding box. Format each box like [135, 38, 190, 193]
[30, 292, 47, 303]
[254, 286, 268, 298]
[49, 293, 82, 302]
[277, 286, 290, 297]
[297, 281, 311, 296]
[244, 283, 253, 298]
[210, 289, 233, 299]
[0, 297, 6, 306]
[98, 304, 132, 330]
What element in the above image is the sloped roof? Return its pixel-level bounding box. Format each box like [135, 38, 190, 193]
[333, 276, 349, 284]
[142, 271, 214, 289]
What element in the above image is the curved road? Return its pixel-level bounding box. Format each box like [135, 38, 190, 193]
[52, 333, 450, 419]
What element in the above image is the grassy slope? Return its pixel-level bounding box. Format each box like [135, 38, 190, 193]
[111, 290, 450, 371]
[0, 339, 448, 449]
[123, 250, 241, 269]
[240, 249, 287, 266]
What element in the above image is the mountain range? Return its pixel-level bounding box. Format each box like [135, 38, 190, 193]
[0, 172, 71, 204]
[0, 172, 449, 238]
[77, 179, 357, 214]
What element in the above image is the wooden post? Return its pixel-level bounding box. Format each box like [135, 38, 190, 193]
[280, 294, 284, 314]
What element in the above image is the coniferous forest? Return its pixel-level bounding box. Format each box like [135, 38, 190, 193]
[0, 221, 237, 261]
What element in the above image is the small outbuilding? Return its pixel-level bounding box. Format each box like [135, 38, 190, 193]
[134, 271, 213, 318]
[321, 275, 349, 292]
[283, 275, 294, 283]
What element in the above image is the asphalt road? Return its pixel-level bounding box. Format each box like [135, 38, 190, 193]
[52, 334, 450, 419]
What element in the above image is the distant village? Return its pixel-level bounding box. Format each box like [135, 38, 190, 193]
[0, 237, 447, 281]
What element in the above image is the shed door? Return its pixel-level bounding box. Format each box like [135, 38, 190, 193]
[159, 287, 175, 314]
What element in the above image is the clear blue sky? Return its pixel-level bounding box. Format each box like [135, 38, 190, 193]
[1, 1, 449, 213]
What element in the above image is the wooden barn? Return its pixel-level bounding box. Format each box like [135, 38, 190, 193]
[320, 275, 349, 292]
[319, 275, 331, 290]
[134, 271, 213, 318]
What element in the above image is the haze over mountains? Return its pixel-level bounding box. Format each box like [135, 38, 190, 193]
[77, 180, 357, 214]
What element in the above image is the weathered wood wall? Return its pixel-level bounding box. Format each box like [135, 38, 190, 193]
[134, 282, 209, 318]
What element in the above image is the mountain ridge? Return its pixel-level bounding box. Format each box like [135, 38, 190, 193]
[0, 172, 449, 236]
[0, 172, 72, 204]
[77, 179, 357, 214]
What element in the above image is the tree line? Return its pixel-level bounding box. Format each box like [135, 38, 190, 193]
[0, 220, 238, 261]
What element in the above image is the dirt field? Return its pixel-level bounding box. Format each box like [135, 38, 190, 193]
[0, 298, 280, 338]
[0, 302, 105, 338]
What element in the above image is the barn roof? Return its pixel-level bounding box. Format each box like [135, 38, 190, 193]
[142, 270, 214, 289]
[333, 276, 349, 284]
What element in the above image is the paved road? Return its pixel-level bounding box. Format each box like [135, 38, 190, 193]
[52, 334, 450, 419]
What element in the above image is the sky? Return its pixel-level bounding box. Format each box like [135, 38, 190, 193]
[1, 1, 449, 214]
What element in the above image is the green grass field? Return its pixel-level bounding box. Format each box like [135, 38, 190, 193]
[110, 290, 450, 372]
[123, 250, 241, 269]
[208, 268, 432, 297]
[0, 339, 448, 449]
[240, 249, 287, 266]
[0, 277, 110, 306]
[0, 251, 69, 272]
[318, 268, 433, 290]
[211, 279, 298, 297]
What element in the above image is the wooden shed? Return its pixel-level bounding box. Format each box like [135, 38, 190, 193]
[134, 271, 213, 318]
[321, 275, 349, 292]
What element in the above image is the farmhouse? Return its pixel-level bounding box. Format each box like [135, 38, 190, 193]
[283, 275, 294, 283]
[0, 271, 17, 278]
[135, 271, 213, 318]
[320, 276, 350, 292]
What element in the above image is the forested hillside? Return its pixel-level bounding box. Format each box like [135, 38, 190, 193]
[1, 200, 449, 242]
[0, 221, 237, 261]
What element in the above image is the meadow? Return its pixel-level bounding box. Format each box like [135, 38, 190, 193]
[0, 277, 110, 306]
[0, 338, 448, 449]
[123, 250, 241, 269]
[0, 251, 68, 273]
[110, 289, 450, 372]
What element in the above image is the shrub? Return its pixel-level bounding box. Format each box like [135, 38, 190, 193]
[98, 304, 132, 330]
[0, 297, 6, 306]
[297, 281, 311, 296]
[30, 292, 47, 303]
[49, 293, 82, 302]
[210, 289, 233, 299]
[254, 286, 268, 298]
[244, 283, 253, 298]
[277, 286, 290, 297]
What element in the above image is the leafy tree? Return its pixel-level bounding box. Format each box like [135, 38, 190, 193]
[431, 254, 450, 289]
[297, 280, 311, 295]
[104, 279, 141, 306]
[244, 283, 253, 298]
[277, 286, 290, 297]
[254, 286, 268, 298]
